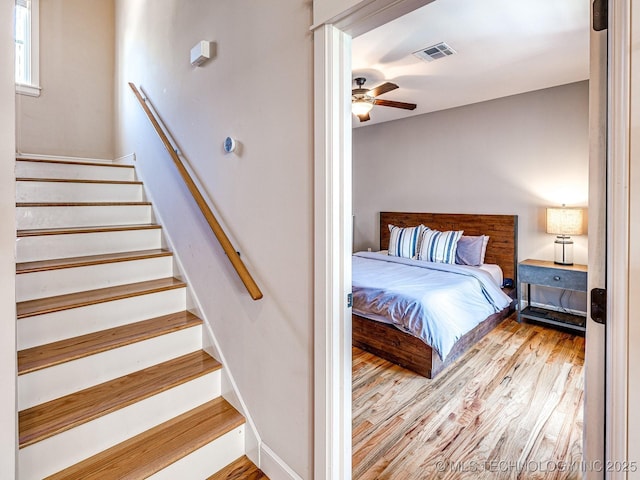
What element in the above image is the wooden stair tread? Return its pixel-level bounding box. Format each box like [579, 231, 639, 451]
[17, 224, 161, 237]
[17, 249, 173, 274]
[17, 201, 152, 207]
[17, 277, 185, 319]
[18, 311, 201, 375]
[207, 455, 269, 480]
[19, 350, 221, 448]
[16, 177, 143, 185]
[45, 397, 245, 480]
[16, 158, 134, 169]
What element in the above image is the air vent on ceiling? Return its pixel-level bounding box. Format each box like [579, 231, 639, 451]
[413, 42, 456, 62]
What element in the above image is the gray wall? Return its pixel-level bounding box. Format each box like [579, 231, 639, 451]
[114, 1, 313, 477]
[15, 0, 115, 159]
[353, 81, 590, 267]
[353, 81, 589, 312]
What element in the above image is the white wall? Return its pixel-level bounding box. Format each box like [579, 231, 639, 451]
[15, 0, 115, 159]
[353, 81, 589, 267]
[114, 1, 313, 478]
[1, 0, 17, 476]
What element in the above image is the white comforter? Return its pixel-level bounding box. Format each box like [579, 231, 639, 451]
[352, 252, 512, 361]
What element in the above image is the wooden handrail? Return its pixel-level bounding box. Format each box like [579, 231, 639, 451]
[128, 82, 263, 300]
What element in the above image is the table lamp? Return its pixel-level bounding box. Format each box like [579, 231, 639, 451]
[546, 205, 585, 265]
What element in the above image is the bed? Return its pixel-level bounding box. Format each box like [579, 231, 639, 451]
[352, 212, 518, 378]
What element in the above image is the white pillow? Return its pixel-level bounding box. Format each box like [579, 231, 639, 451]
[481, 235, 490, 263]
[387, 224, 424, 259]
[418, 229, 463, 264]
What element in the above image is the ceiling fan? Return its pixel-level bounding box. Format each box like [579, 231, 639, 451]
[351, 77, 417, 122]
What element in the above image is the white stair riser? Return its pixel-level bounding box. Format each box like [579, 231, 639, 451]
[18, 288, 186, 350]
[16, 229, 163, 263]
[16, 180, 143, 203]
[19, 371, 222, 480]
[16, 205, 153, 229]
[149, 427, 245, 480]
[16, 256, 174, 302]
[15, 161, 135, 181]
[19, 325, 202, 410]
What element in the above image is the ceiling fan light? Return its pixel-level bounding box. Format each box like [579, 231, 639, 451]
[352, 97, 374, 116]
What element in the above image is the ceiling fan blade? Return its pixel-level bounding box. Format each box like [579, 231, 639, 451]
[357, 113, 371, 122]
[374, 98, 417, 110]
[369, 82, 398, 98]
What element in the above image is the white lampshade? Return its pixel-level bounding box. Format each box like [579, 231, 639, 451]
[352, 98, 374, 116]
[546, 207, 584, 235]
[546, 206, 585, 265]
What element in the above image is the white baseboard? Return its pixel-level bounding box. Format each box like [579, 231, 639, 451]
[260, 444, 303, 480]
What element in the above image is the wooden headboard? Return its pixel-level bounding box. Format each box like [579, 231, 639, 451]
[379, 212, 518, 283]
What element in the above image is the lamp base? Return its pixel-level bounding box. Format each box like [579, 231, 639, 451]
[554, 235, 574, 265]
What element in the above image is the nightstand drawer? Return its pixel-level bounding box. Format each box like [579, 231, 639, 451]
[518, 264, 587, 291]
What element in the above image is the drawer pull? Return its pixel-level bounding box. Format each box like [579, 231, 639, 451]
[553, 275, 561, 281]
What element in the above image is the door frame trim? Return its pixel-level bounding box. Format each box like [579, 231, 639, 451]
[313, 24, 353, 480]
[312, 1, 625, 478]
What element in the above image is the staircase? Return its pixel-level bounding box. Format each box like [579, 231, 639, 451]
[15, 157, 267, 479]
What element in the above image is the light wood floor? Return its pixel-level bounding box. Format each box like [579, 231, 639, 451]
[353, 316, 585, 480]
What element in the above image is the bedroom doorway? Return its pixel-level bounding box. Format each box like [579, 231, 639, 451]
[312, 1, 627, 479]
[349, 3, 597, 479]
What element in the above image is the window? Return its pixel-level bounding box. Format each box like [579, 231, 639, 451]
[14, 0, 40, 96]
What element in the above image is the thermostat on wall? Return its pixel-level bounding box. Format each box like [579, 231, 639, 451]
[224, 136, 237, 153]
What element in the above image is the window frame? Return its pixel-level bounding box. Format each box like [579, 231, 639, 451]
[15, 0, 40, 97]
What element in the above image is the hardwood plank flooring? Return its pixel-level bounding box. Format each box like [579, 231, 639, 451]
[17, 201, 152, 207]
[16, 277, 186, 319]
[207, 455, 269, 480]
[18, 311, 201, 374]
[16, 249, 172, 273]
[19, 351, 221, 447]
[17, 177, 143, 185]
[16, 158, 135, 169]
[352, 316, 585, 480]
[45, 397, 244, 480]
[17, 224, 161, 237]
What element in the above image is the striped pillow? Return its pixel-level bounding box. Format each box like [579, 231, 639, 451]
[417, 229, 463, 264]
[388, 224, 424, 259]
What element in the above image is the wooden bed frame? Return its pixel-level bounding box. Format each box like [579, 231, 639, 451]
[352, 212, 518, 378]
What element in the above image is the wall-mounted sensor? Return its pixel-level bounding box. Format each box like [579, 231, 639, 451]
[224, 137, 237, 153]
[190, 41, 212, 67]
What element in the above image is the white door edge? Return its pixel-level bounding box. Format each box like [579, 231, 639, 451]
[606, 1, 631, 478]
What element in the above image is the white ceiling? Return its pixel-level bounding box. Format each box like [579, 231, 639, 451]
[351, 0, 590, 127]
